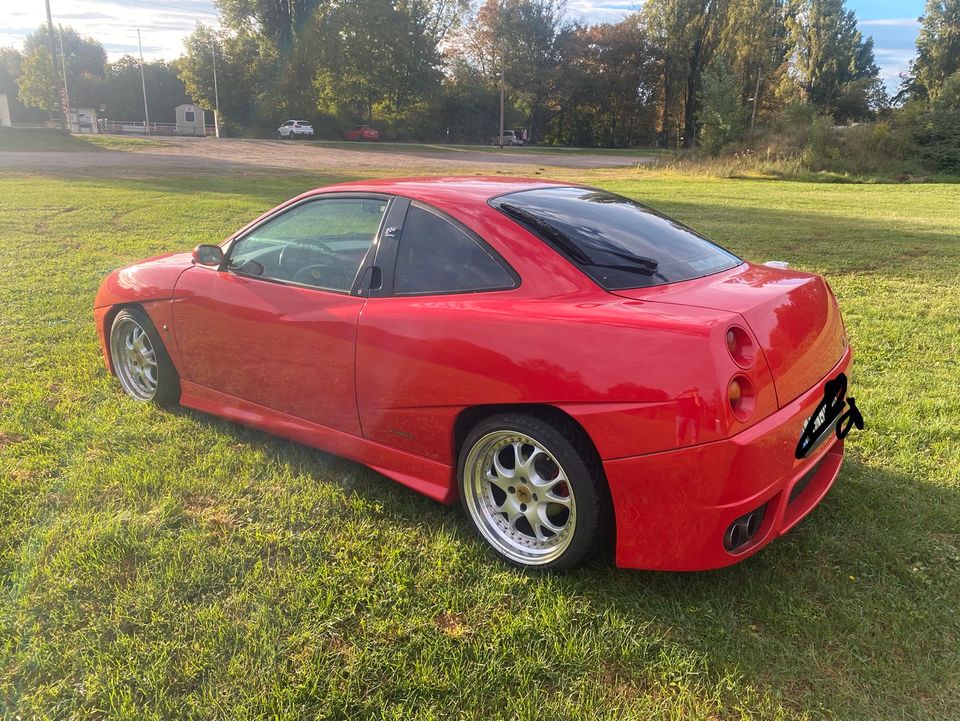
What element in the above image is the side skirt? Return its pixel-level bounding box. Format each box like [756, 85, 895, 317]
[179, 380, 457, 503]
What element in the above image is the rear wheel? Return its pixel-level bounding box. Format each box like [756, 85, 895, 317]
[459, 413, 610, 571]
[109, 307, 180, 406]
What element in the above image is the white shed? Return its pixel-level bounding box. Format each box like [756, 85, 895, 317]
[175, 104, 206, 136]
[0, 93, 11, 127]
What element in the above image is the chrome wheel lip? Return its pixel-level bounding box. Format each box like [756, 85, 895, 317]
[463, 429, 577, 566]
[110, 316, 158, 401]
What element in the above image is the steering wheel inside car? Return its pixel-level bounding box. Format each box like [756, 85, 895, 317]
[278, 241, 349, 289]
[291, 261, 350, 289]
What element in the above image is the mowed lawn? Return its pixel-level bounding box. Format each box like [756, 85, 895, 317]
[0, 165, 958, 720]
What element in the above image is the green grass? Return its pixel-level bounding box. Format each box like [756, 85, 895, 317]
[0, 166, 958, 720]
[0, 128, 164, 152]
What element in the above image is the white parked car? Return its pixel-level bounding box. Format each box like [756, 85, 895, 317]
[490, 130, 523, 146]
[277, 120, 314, 140]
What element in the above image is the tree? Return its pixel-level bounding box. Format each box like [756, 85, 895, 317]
[697, 63, 749, 153]
[102, 56, 190, 123]
[17, 26, 106, 113]
[315, 0, 464, 128]
[218, 0, 327, 52]
[902, 0, 960, 101]
[785, 0, 883, 119]
[0, 47, 45, 124]
[571, 17, 659, 147]
[644, 0, 730, 147]
[178, 25, 267, 133]
[0, 47, 21, 98]
[718, 0, 789, 123]
[453, 0, 570, 142]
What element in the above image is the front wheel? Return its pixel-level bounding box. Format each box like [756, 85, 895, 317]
[459, 413, 610, 571]
[109, 307, 180, 406]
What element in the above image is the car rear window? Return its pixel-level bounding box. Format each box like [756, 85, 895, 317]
[490, 186, 741, 290]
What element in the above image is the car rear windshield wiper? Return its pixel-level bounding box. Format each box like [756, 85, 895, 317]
[497, 202, 659, 276]
[589, 246, 659, 272]
[498, 203, 593, 265]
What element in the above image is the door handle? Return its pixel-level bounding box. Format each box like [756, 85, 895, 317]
[360, 266, 383, 292]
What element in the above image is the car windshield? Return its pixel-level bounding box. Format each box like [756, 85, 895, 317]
[490, 186, 741, 290]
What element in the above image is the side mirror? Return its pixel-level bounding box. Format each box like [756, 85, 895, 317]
[192, 244, 224, 267]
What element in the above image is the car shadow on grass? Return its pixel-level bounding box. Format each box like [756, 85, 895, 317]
[173, 406, 959, 719]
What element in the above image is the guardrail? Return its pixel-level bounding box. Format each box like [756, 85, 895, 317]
[103, 121, 216, 137]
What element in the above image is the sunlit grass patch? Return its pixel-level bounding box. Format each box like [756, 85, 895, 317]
[0, 170, 958, 720]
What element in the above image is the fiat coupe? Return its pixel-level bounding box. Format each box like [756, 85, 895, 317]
[94, 177, 861, 571]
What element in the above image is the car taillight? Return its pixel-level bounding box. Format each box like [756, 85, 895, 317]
[728, 375, 755, 420]
[725, 325, 756, 369]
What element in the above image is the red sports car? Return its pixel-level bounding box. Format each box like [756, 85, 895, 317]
[94, 177, 863, 572]
[343, 125, 379, 141]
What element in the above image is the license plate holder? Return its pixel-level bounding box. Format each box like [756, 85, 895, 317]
[795, 372, 864, 459]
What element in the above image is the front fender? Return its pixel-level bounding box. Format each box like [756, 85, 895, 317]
[94, 251, 194, 309]
[93, 251, 194, 375]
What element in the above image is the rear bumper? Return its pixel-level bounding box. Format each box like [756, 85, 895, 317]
[605, 346, 852, 571]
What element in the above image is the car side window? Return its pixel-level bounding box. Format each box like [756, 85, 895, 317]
[228, 197, 388, 292]
[393, 203, 516, 295]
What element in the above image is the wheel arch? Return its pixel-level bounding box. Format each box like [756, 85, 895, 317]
[101, 302, 141, 375]
[101, 301, 176, 376]
[453, 403, 607, 481]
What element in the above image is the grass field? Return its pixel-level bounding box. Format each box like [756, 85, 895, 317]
[0, 128, 164, 152]
[0, 162, 958, 720]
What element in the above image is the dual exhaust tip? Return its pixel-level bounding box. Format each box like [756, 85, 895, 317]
[723, 505, 766, 552]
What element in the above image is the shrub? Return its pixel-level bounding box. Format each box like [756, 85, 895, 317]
[696, 66, 749, 156]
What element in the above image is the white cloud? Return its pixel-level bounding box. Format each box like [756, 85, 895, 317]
[874, 47, 916, 84]
[567, 0, 641, 23]
[0, 0, 217, 61]
[858, 17, 921, 28]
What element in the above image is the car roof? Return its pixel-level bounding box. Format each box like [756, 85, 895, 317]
[305, 176, 573, 209]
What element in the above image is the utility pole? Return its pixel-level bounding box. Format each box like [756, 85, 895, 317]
[43, 0, 63, 129]
[211, 38, 220, 138]
[137, 29, 150, 135]
[750, 68, 761, 131]
[57, 25, 71, 132]
[497, 68, 505, 150]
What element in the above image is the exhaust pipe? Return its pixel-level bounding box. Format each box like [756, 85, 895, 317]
[723, 506, 766, 552]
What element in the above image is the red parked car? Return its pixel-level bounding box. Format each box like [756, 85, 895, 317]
[94, 177, 863, 572]
[343, 125, 379, 141]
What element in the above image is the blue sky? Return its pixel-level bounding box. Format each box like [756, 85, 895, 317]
[1, 0, 925, 92]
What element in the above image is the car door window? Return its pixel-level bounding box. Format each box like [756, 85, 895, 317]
[393, 203, 517, 295]
[228, 197, 388, 292]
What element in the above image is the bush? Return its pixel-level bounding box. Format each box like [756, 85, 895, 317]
[696, 66, 749, 156]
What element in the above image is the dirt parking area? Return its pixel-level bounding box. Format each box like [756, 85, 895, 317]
[0, 137, 656, 179]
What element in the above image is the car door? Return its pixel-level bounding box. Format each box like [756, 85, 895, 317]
[355, 201, 520, 460]
[173, 193, 394, 436]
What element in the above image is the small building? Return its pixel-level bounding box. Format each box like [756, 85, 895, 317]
[175, 104, 206, 137]
[68, 108, 99, 134]
[0, 93, 11, 127]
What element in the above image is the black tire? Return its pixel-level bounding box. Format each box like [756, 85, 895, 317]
[458, 412, 611, 572]
[108, 307, 180, 407]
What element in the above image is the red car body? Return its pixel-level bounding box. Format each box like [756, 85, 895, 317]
[343, 125, 379, 141]
[94, 177, 854, 571]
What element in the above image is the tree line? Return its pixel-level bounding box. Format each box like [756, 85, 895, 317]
[175, 0, 891, 146]
[2, 0, 958, 154]
[0, 27, 190, 126]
